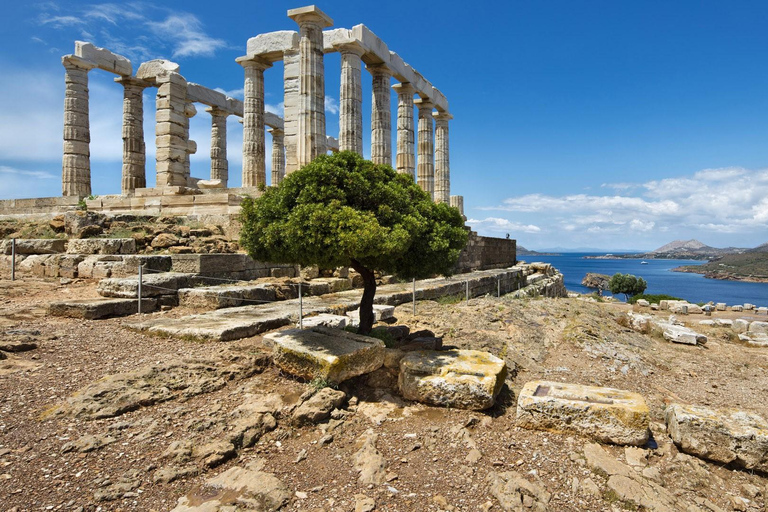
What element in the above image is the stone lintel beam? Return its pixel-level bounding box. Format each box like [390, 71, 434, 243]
[187, 83, 238, 115]
[326, 136, 339, 152]
[246, 30, 300, 61]
[62, 55, 97, 72]
[74, 41, 132, 76]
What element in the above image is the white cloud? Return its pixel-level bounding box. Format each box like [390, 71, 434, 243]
[630, 219, 655, 232]
[266, 102, 285, 116]
[325, 96, 339, 115]
[0, 166, 58, 199]
[147, 13, 228, 58]
[39, 15, 86, 28]
[214, 87, 244, 99]
[466, 217, 541, 234]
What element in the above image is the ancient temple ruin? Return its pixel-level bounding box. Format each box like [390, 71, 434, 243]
[27, 5, 465, 218]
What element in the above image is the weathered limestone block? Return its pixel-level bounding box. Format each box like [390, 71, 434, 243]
[714, 318, 733, 327]
[348, 304, 395, 327]
[136, 59, 179, 81]
[178, 284, 276, 309]
[197, 179, 224, 189]
[292, 387, 346, 426]
[662, 324, 707, 345]
[733, 319, 751, 333]
[246, 30, 299, 59]
[716, 302, 727, 311]
[66, 238, 136, 255]
[299, 314, 349, 329]
[759, 307, 768, 315]
[0, 239, 66, 255]
[732, 305, 744, 312]
[665, 403, 768, 471]
[636, 299, 650, 307]
[75, 41, 132, 76]
[516, 381, 650, 446]
[750, 321, 768, 335]
[48, 298, 158, 319]
[399, 350, 507, 411]
[97, 272, 200, 298]
[266, 327, 384, 384]
[745, 303, 755, 310]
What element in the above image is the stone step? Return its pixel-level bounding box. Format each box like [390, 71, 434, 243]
[98, 272, 203, 298]
[48, 298, 158, 319]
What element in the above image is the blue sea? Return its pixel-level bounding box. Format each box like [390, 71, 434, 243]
[521, 253, 768, 306]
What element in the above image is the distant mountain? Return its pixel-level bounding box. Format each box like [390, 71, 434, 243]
[517, 245, 558, 256]
[747, 242, 768, 253]
[651, 239, 710, 253]
[645, 239, 747, 260]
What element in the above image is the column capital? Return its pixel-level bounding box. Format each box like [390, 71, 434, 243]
[335, 41, 366, 57]
[392, 82, 415, 95]
[268, 127, 285, 137]
[62, 55, 96, 71]
[366, 63, 393, 77]
[288, 5, 333, 28]
[235, 55, 273, 71]
[114, 76, 150, 88]
[433, 111, 453, 122]
[205, 106, 230, 117]
[415, 98, 434, 112]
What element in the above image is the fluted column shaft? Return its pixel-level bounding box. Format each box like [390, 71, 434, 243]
[338, 44, 364, 154]
[270, 128, 286, 186]
[283, 49, 300, 175]
[155, 72, 189, 187]
[450, 195, 465, 220]
[392, 83, 415, 178]
[116, 77, 147, 194]
[369, 65, 392, 165]
[292, 12, 331, 167]
[238, 57, 272, 188]
[62, 56, 95, 197]
[433, 112, 452, 204]
[182, 101, 196, 183]
[416, 99, 435, 199]
[208, 107, 229, 186]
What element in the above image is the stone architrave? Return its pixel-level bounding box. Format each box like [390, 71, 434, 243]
[207, 107, 229, 187]
[154, 72, 189, 187]
[288, 6, 333, 167]
[415, 99, 435, 199]
[269, 128, 285, 186]
[337, 43, 365, 155]
[392, 82, 415, 177]
[237, 56, 272, 188]
[115, 77, 148, 194]
[62, 55, 96, 197]
[433, 111, 452, 203]
[369, 64, 392, 165]
[283, 48, 300, 175]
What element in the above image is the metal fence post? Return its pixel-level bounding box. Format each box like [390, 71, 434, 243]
[11, 238, 16, 281]
[298, 280, 303, 329]
[137, 265, 143, 314]
[412, 278, 416, 316]
[466, 280, 469, 304]
[497, 277, 501, 297]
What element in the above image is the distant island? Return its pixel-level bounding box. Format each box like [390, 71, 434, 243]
[517, 245, 559, 257]
[586, 239, 768, 283]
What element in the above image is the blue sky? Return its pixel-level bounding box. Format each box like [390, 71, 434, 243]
[1, 1, 767, 251]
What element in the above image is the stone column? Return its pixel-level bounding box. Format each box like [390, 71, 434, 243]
[369, 65, 392, 165]
[116, 77, 147, 194]
[237, 56, 272, 188]
[61, 55, 95, 197]
[183, 101, 196, 184]
[288, 6, 333, 167]
[415, 99, 435, 199]
[338, 43, 365, 155]
[155, 72, 189, 187]
[283, 48, 300, 174]
[207, 107, 229, 186]
[433, 112, 452, 204]
[450, 195, 466, 221]
[392, 82, 415, 178]
[269, 128, 285, 186]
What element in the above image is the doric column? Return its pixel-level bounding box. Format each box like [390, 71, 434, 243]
[369, 65, 393, 165]
[450, 195, 466, 220]
[183, 101, 196, 183]
[392, 82, 415, 178]
[155, 71, 189, 187]
[207, 107, 229, 186]
[61, 55, 95, 197]
[415, 98, 435, 199]
[269, 128, 285, 186]
[237, 56, 272, 188]
[433, 111, 452, 204]
[288, 6, 333, 167]
[283, 48, 300, 174]
[337, 43, 365, 155]
[115, 77, 147, 194]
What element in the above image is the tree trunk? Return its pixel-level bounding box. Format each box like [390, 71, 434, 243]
[350, 259, 376, 335]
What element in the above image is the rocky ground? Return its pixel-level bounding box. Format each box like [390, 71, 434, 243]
[3, 277, 768, 511]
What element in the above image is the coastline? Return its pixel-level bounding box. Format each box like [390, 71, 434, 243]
[670, 266, 768, 284]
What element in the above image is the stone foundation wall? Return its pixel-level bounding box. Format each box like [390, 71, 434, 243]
[456, 231, 517, 273]
[0, 196, 82, 217]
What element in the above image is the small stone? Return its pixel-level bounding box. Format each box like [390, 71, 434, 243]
[295, 491, 308, 499]
[466, 448, 482, 464]
[354, 493, 376, 512]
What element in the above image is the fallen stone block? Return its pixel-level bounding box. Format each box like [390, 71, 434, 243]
[698, 320, 715, 327]
[745, 304, 755, 310]
[66, 238, 136, 255]
[716, 303, 727, 311]
[750, 321, 768, 335]
[732, 305, 744, 312]
[178, 284, 276, 309]
[48, 298, 158, 319]
[516, 380, 650, 446]
[759, 307, 768, 315]
[398, 349, 506, 411]
[714, 318, 733, 327]
[97, 272, 201, 298]
[740, 333, 768, 346]
[662, 325, 707, 345]
[636, 299, 650, 307]
[299, 314, 349, 329]
[348, 304, 396, 327]
[733, 319, 751, 333]
[266, 327, 385, 384]
[665, 403, 768, 472]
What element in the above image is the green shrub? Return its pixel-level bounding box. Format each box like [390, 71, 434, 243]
[627, 294, 682, 304]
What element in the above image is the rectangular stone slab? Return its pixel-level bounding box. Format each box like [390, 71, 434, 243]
[266, 327, 384, 384]
[516, 380, 650, 446]
[48, 298, 157, 319]
[666, 403, 768, 471]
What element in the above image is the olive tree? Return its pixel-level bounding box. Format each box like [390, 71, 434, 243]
[239, 151, 468, 334]
[608, 273, 648, 301]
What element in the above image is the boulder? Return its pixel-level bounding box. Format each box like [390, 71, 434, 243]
[151, 233, 180, 249]
[398, 349, 507, 410]
[749, 321, 768, 335]
[581, 272, 610, 290]
[265, 327, 385, 384]
[733, 319, 751, 334]
[662, 324, 707, 345]
[292, 387, 346, 425]
[665, 403, 768, 471]
[516, 380, 650, 446]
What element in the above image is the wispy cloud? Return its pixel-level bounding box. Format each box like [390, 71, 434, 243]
[325, 96, 339, 115]
[466, 217, 541, 234]
[147, 13, 228, 58]
[266, 102, 285, 116]
[214, 87, 244, 99]
[0, 166, 57, 179]
[39, 15, 86, 28]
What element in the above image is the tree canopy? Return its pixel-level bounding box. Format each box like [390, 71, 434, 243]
[239, 151, 468, 334]
[608, 273, 648, 301]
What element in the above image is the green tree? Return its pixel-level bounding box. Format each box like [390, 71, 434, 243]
[608, 273, 648, 301]
[239, 151, 468, 334]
